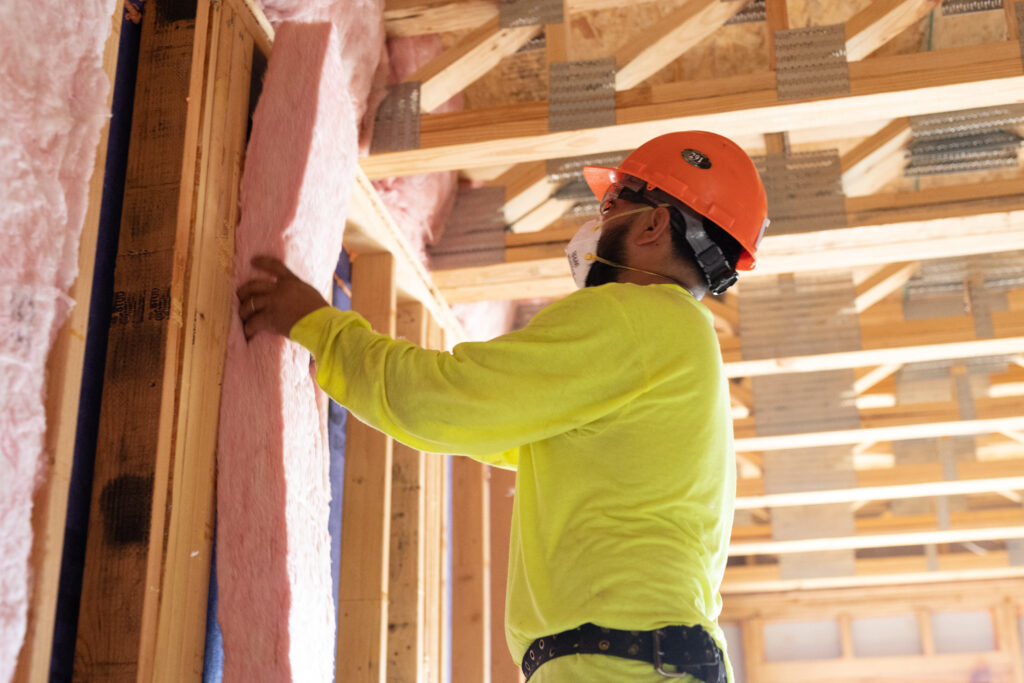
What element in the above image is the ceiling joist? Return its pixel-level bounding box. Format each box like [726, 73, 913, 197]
[361, 42, 1024, 177]
[433, 177, 1024, 302]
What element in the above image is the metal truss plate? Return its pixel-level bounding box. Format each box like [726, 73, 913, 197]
[896, 361, 953, 404]
[369, 82, 420, 154]
[427, 186, 506, 270]
[499, 0, 563, 29]
[548, 58, 616, 132]
[1009, 538, 1024, 566]
[941, 0, 1004, 14]
[753, 150, 847, 235]
[774, 24, 850, 101]
[725, 0, 766, 24]
[905, 130, 1022, 176]
[1019, 2, 1024, 75]
[764, 446, 857, 494]
[910, 104, 1024, 139]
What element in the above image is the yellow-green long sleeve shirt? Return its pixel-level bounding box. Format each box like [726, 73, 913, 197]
[290, 282, 735, 679]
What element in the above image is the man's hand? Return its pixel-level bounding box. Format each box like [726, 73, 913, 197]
[237, 256, 330, 341]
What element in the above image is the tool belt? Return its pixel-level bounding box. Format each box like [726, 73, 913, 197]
[521, 622, 725, 681]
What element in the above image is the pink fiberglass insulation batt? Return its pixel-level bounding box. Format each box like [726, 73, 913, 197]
[0, 2, 117, 680]
[215, 15, 383, 681]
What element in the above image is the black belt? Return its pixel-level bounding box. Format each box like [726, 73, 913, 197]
[521, 622, 725, 681]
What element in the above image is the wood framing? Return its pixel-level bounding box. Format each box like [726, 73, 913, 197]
[724, 337, 1024, 378]
[489, 467, 518, 683]
[853, 262, 919, 313]
[723, 551, 1024, 593]
[388, 302, 430, 682]
[360, 42, 1024, 177]
[432, 178, 1024, 303]
[347, 168, 465, 342]
[613, 0, 751, 90]
[730, 525, 1024, 556]
[73, 5, 203, 678]
[736, 475, 1024, 510]
[840, 118, 912, 196]
[150, 3, 253, 677]
[724, 580, 1024, 682]
[451, 458, 492, 682]
[423, 312, 446, 683]
[384, 0, 497, 37]
[491, 162, 558, 225]
[844, 0, 942, 62]
[15, 4, 123, 682]
[408, 18, 542, 113]
[339, 252, 398, 683]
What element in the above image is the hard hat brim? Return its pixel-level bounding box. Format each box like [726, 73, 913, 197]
[583, 165, 628, 202]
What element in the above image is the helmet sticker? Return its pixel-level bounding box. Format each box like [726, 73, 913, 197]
[681, 148, 712, 169]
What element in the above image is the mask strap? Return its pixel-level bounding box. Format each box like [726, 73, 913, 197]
[586, 254, 693, 295]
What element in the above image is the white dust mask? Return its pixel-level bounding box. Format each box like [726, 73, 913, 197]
[564, 205, 665, 289]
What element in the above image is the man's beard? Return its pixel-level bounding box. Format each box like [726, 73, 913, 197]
[584, 222, 629, 287]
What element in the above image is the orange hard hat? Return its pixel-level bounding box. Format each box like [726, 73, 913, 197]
[583, 131, 768, 271]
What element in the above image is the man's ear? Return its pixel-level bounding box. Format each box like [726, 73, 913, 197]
[633, 206, 672, 246]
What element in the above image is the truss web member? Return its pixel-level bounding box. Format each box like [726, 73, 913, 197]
[238, 131, 769, 682]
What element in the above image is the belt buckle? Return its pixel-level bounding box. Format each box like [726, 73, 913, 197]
[653, 628, 721, 681]
[652, 629, 694, 679]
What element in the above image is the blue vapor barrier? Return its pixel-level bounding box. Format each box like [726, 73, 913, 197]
[50, 10, 142, 681]
[203, 249, 352, 682]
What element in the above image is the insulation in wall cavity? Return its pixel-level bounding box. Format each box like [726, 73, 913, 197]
[773, 24, 850, 101]
[752, 150, 846, 235]
[428, 186, 507, 269]
[547, 58, 616, 132]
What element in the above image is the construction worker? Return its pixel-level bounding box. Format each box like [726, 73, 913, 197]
[238, 131, 769, 682]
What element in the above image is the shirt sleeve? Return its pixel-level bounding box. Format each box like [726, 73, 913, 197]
[288, 286, 650, 459]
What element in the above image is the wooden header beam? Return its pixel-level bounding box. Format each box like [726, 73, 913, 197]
[735, 415, 1024, 452]
[723, 550, 1024, 593]
[730, 525, 1024, 556]
[361, 42, 1024, 178]
[723, 337, 1024, 379]
[736, 475, 1024, 510]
